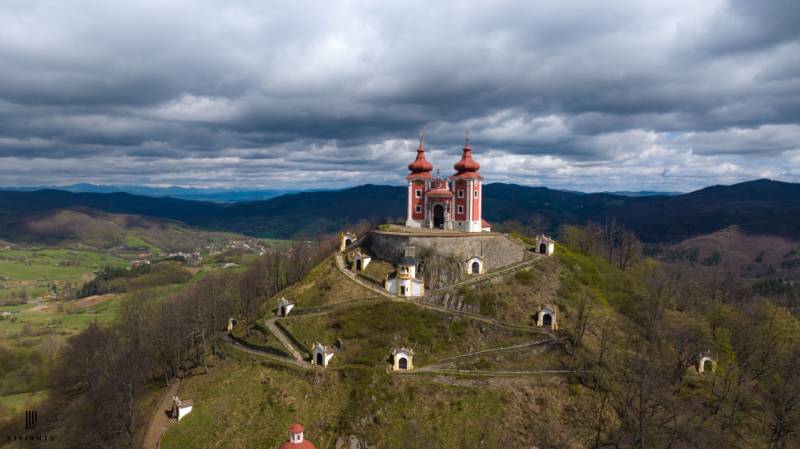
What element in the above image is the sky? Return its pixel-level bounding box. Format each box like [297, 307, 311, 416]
[0, 0, 799, 192]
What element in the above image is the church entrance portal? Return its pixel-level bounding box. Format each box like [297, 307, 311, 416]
[542, 313, 552, 327]
[398, 357, 408, 370]
[356, 260, 362, 271]
[433, 204, 445, 229]
[539, 243, 547, 254]
[316, 353, 323, 365]
[471, 261, 480, 274]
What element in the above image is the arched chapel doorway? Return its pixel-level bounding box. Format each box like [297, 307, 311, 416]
[433, 204, 445, 229]
[472, 261, 480, 274]
[316, 353, 323, 366]
[356, 259, 362, 271]
[542, 313, 552, 327]
[539, 243, 547, 254]
[398, 357, 408, 370]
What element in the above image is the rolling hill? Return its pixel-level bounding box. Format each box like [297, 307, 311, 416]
[1, 179, 799, 242]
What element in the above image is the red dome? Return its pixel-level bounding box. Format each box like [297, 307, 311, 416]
[407, 136, 433, 176]
[288, 423, 304, 433]
[453, 141, 481, 175]
[453, 141, 480, 174]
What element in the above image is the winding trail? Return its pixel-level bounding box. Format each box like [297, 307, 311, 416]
[334, 253, 538, 333]
[423, 337, 565, 367]
[141, 379, 180, 449]
[264, 317, 305, 361]
[406, 368, 590, 377]
[224, 333, 312, 369]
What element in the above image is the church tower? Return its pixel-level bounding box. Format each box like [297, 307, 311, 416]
[449, 134, 486, 232]
[403, 132, 489, 232]
[405, 133, 433, 228]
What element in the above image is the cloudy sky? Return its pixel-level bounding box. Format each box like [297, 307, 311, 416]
[1, 0, 799, 192]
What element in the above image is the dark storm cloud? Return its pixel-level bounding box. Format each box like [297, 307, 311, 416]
[0, 0, 798, 191]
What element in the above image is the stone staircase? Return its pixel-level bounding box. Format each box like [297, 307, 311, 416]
[264, 317, 306, 361]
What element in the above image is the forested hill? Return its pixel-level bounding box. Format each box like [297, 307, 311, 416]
[1, 179, 799, 242]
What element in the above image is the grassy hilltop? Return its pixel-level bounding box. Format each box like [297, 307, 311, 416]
[155, 242, 642, 448]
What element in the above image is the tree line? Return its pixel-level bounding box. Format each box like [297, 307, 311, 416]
[556, 224, 800, 449]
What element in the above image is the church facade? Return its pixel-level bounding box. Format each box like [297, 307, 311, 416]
[405, 135, 490, 233]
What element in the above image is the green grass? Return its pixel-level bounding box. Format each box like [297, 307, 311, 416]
[161, 355, 350, 449]
[0, 297, 122, 337]
[282, 300, 534, 367]
[0, 248, 127, 281]
[0, 390, 48, 418]
[258, 238, 295, 249]
[161, 352, 510, 449]
[0, 303, 37, 312]
[124, 234, 163, 253]
[556, 244, 643, 310]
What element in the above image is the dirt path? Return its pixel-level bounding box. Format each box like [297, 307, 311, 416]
[407, 368, 590, 377]
[140, 379, 180, 449]
[421, 337, 564, 369]
[435, 256, 543, 291]
[224, 334, 312, 369]
[264, 317, 305, 361]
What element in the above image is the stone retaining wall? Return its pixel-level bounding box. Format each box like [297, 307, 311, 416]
[363, 231, 528, 271]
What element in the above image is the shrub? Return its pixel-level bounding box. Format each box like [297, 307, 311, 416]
[514, 269, 535, 285]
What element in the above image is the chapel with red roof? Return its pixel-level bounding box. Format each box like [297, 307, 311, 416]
[405, 133, 490, 233]
[277, 423, 316, 449]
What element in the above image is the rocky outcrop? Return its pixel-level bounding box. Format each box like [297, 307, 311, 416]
[334, 435, 375, 449]
[364, 230, 528, 273]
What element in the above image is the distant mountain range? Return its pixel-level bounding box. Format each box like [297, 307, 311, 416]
[0, 183, 681, 202]
[603, 190, 683, 197]
[0, 179, 798, 242]
[0, 183, 306, 202]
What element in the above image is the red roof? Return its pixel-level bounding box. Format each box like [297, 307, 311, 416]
[407, 137, 433, 175]
[407, 171, 433, 180]
[449, 171, 482, 179]
[453, 140, 480, 175]
[426, 188, 453, 197]
[278, 423, 317, 449]
[481, 219, 491, 227]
